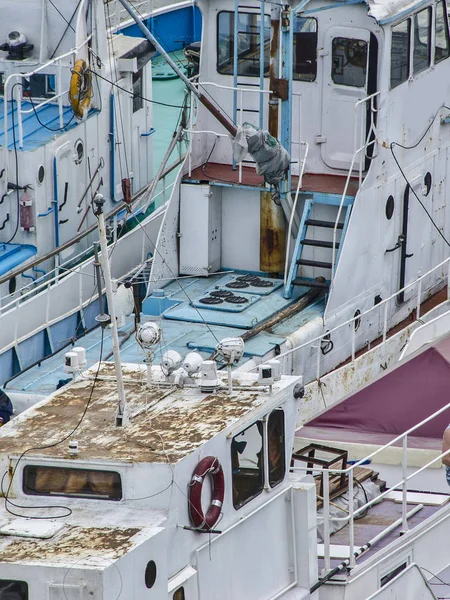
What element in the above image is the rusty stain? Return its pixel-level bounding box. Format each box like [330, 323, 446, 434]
[0, 367, 264, 464]
[260, 191, 285, 273]
[0, 526, 140, 564]
[268, 18, 280, 138]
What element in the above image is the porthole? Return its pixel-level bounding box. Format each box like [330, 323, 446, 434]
[354, 309, 361, 331]
[145, 560, 157, 589]
[74, 140, 84, 164]
[37, 165, 45, 184]
[385, 195, 394, 220]
[8, 277, 16, 295]
[424, 172, 432, 196]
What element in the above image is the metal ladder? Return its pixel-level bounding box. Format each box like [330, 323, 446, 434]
[284, 193, 354, 299]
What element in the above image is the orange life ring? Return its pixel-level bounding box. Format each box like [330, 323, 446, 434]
[69, 59, 92, 119]
[188, 456, 224, 531]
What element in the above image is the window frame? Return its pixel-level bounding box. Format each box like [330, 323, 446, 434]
[293, 16, 318, 82]
[231, 420, 265, 509]
[22, 465, 123, 501]
[268, 409, 286, 489]
[413, 6, 432, 74]
[216, 10, 270, 77]
[0, 579, 28, 599]
[434, 0, 450, 64]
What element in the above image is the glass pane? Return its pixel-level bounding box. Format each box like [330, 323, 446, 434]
[173, 588, 185, 600]
[23, 465, 122, 500]
[232, 421, 264, 508]
[293, 17, 317, 81]
[133, 69, 143, 112]
[0, 580, 28, 600]
[268, 409, 285, 488]
[391, 20, 410, 88]
[413, 8, 431, 73]
[331, 38, 367, 87]
[217, 11, 270, 77]
[435, 1, 450, 63]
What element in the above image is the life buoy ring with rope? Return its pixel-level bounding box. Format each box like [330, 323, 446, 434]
[69, 59, 92, 120]
[188, 456, 224, 531]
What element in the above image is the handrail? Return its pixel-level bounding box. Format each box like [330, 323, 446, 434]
[293, 393, 450, 572]
[250, 253, 450, 371]
[284, 141, 308, 286]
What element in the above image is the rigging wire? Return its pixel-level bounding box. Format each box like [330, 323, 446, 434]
[3, 83, 23, 245]
[50, 0, 82, 59]
[2, 328, 105, 520]
[390, 104, 450, 249]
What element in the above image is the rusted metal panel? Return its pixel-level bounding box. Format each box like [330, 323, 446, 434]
[0, 526, 140, 564]
[260, 190, 286, 273]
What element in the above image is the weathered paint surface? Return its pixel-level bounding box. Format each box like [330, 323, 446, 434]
[0, 364, 265, 463]
[260, 190, 286, 273]
[0, 526, 140, 564]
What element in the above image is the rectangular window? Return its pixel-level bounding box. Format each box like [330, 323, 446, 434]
[0, 580, 28, 599]
[268, 409, 285, 488]
[413, 7, 431, 73]
[391, 19, 410, 88]
[231, 421, 264, 509]
[217, 11, 270, 77]
[132, 69, 143, 113]
[435, 1, 450, 63]
[380, 562, 408, 586]
[331, 38, 367, 87]
[23, 465, 122, 500]
[293, 17, 317, 81]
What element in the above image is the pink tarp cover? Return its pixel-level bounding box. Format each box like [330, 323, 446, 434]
[307, 335, 450, 439]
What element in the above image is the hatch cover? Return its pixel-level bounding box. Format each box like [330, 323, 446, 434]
[0, 518, 64, 539]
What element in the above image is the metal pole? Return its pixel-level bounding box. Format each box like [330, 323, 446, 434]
[259, 1, 265, 130]
[94, 194, 128, 427]
[401, 435, 408, 533]
[348, 469, 355, 568]
[323, 470, 331, 573]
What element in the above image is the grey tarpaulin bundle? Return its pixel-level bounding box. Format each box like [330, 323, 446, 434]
[231, 123, 290, 187]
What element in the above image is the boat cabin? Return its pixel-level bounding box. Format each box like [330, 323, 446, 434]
[0, 360, 323, 599]
[0, 0, 155, 302]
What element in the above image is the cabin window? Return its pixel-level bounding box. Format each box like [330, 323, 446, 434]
[0, 580, 28, 599]
[217, 11, 270, 76]
[268, 409, 286, 487]
[331, 38, 367, 87]
[173, 588, 185, 600]
[23, 465, 122, 500]
[435, 1, 450, 63]
[133, 69, 143, 112]
[231, 420, 264, 508]
[391, 19, 410, 88]
[413, 7, 431, 74]
[293, 17, 317, 81]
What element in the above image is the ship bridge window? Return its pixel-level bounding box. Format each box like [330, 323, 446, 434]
[23, 465, 122, 500]
[293, 17, 317, 81]
[133, 68, 143, 112]
[268, 409, 286, 488]
[391, 19, 410, 88]
[413, 7, 431, 74]
[435, 1, 450, 63]
[231, 420, 264, 508]
[217, 11, 270, 76]
[0, 580, 28, 599]
[331, 38, 367, 87]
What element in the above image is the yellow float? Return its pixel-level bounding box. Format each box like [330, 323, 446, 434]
[69, 59, 92, 120]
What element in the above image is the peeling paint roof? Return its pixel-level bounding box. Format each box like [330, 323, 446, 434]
[0, 364, 295, 464]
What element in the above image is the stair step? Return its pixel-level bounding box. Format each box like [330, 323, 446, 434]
[301, 238, 340, 249]
[292, 278, 330, 289]
[296, 258, 333, 269]
[305, 219, 343, 229]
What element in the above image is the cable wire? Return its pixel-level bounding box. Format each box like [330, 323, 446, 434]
[2, 328, 105, 520]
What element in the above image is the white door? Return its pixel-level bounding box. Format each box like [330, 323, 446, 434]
[320, 27, 370, 171]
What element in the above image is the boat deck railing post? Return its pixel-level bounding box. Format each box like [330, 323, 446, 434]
[402, 435, 408, 533]
[322, 469, 331, 573]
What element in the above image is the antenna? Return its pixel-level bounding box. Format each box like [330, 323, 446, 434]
[94, 194, 128, 427]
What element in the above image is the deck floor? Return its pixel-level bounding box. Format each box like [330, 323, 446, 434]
[318, 500, 442, 576]
[184, 162, 360, 196]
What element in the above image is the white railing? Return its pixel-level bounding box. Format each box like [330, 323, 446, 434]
[0, 182, 174, 321]
[331, 91, 380, 282]
[251, 254, 450, 378]
[293, 396, 450, 574]
[187, 81, 272, 183]
[105, 0, 153, 30]
[3, 35, 91, 153]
